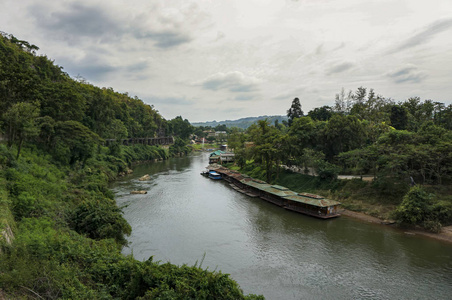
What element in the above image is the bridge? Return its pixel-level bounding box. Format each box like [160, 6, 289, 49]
[104, 136, 174, 146]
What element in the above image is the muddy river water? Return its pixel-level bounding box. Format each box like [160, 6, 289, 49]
[111, 152, 452, 299]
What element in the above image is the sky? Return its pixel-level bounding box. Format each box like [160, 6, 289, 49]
[1, 0, 452, 122]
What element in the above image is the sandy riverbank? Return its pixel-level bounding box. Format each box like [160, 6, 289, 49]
[341, 209, 452, 244]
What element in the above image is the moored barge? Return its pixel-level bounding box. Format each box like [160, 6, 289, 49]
[283, 193, 340, 219]
[207, 164, 341, 219]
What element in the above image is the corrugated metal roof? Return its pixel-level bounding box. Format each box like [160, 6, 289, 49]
[271, 185, 290, 191]
[206, 166, 341, 208]
[241, 178, 271, 190]
[261, 185, 298, 197]
[210, 150, 225, 157]
[298, 192, 324, 199]
[283, 194, 340, 207]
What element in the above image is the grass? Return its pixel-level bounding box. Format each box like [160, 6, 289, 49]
[190, 143, 221, 151]
[230, 162, 405, 220]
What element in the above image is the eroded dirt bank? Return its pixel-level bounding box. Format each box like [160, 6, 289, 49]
[341, 209, 452, 244]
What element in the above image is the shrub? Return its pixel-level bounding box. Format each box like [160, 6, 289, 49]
[393, 186, 432, 225]
[423, 220, 442, 233]
[71, 199, 131, 247]
[315, 160, 340, 181]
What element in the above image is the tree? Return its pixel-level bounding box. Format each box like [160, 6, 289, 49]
[287, 117, 316, 160]
[52, 120, 101, 165]
[394, 186, 432, 225]
[334, 88, 353, 114]
[287, 97, 303, 126]
[169, 116, 193, 140]
[307, 106, 333, 121]
[390, 105, 408, 130]
[248, 120, 285, 182]
[2, 101, 40, 158]
[323, 114, 365, 160]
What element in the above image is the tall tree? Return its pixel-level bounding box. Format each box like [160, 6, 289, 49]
[308, 106, 333, 121]
[390, 105, 408, 130]
[169, 116, 193, 140]
[248, 120, 285, 182]
[334, 88, 353, 114]
[287, 97, 303, 126]
[323, 114, 365, 160]
[2, 101, 40, 158]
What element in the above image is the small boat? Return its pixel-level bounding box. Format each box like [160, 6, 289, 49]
[208, 171, 222, 180]
[200, 170, 209, 176]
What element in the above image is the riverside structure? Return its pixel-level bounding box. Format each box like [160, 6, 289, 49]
[207, 164, 341, 219]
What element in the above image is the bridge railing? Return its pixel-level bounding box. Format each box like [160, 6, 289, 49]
[104, 136, 174, 146]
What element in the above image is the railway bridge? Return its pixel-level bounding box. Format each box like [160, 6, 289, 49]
[104, 136, 174, 146]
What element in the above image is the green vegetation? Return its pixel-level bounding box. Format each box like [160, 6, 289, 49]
[0, 33, 262, 299]
[229, 89, 452, 230]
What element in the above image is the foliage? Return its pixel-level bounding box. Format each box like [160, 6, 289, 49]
[168, 116, 193, 140]
[51, 120, 102, 165]
[287, 97, 303, 126]
[307, 105, 333, 121]
[227, 87, 452, 231]
[2, 101, 40, 158]
[0, 33, 261, 299]
[314, 160, 340, 181]
[248, 120, 286, 182]
[393, 186, 433, 225]
[169, 137, 191, 156]
[71, 198, 131, 247]
[390, 105, 408, 130]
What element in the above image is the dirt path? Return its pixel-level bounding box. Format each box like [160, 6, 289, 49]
[341, 209, 452, 244]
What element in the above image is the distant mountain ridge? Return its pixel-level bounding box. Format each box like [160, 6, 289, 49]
[191, 115, 288, 129]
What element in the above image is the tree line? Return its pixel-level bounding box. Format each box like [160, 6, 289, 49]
[0, 32, 198, 162]
[228, 89, 452, 231]
[0, 33, 262, 299]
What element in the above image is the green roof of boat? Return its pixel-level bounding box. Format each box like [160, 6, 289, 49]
[241, 178, 271, 190]
[283, 194, 340, 207]
[209, 150, 225, 157]
[261, 185, 297, 197]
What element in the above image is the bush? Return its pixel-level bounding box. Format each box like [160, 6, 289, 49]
[430, 201, 452, 226]
[71, 199, 131, 247]
[393, 186, 432, 225]
[315, 160, 340, 181]
[423, 220, 442, 233]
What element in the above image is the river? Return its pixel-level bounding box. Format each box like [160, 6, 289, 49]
[111, 152, 452, 299]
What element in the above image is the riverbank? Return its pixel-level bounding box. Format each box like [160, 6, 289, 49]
[341, 209, 452, 244]
[225, 163, 452, 245]
[119, 153, 452, 300]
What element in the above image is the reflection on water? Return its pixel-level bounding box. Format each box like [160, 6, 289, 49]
[112, 153, 452, 300]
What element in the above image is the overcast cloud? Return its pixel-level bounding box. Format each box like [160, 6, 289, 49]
[1, 0, 452, 122]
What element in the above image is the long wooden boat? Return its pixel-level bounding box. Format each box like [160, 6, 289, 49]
[207, 164, 341, 219]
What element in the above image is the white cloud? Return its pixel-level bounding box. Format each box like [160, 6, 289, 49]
[200, 71, 261, 93]
[387, 65, 427, 84]
[0, 0, 451, 122]
[326, 62, 355, 76]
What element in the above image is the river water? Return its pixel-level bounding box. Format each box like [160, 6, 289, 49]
[111, 152, 452, 299]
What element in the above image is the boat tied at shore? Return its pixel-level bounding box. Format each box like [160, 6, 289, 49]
[206, 164, 341, 219]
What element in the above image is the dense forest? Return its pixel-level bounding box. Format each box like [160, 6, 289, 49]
[228, 93, 452, 232]
[0, 33, 262, 299]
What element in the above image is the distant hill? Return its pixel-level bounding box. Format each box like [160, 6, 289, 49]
[192, 115, 288, 129]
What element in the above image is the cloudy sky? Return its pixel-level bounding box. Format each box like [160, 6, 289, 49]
[2, 0, 452, 122]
